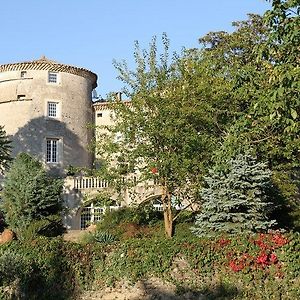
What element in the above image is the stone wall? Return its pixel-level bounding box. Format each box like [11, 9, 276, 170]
[0, 59, 97, 174]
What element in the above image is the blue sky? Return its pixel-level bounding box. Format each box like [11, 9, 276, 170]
[0, 0, 271, 97]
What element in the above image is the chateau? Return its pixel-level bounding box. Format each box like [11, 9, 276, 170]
[0, 57, 161, 229]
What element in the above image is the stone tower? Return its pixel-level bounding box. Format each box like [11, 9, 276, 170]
[0, 57, 97, 174]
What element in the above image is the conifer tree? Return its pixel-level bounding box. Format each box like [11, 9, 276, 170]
[191, 154, 277, 237]
[1, 153, 63, 236]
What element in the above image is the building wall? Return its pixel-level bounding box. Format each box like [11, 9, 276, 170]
[0, 61, 97, 174]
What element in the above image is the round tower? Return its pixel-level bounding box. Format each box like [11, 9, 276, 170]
[0, 57, 97, 174]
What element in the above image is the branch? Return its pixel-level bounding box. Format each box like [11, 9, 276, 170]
[250, 136, 273, 144]
[172, 202, 194, 222]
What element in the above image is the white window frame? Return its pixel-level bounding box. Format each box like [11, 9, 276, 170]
[46, 138, 59, 163]
[48, 72, 58, 84]
[80, 203, 105, 230]
[47, 101, 59, 118]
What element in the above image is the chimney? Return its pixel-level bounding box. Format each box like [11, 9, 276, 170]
[116, 92, 122, 101]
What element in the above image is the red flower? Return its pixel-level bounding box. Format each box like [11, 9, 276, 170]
[218, 238, 231, 247]
[229, 260, 244, 272]
[270, 253, 278, 264]
[151, 167, 158, 174]
[256, 252, 268, 265]
[272, 234, 288, 247]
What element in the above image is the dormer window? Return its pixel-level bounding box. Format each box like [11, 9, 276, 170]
[48, 72, 58, 83]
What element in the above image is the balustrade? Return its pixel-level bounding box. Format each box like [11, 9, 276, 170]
[74, 177, 109, 190]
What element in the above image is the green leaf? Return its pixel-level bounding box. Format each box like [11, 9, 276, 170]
[291, 108, 297, 120]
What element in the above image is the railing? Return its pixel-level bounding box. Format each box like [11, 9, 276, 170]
[74, 177, 109, 190]
[73, 175, 159, 191]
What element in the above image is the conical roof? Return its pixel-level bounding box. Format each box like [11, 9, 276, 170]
[0, 56, 97, 88]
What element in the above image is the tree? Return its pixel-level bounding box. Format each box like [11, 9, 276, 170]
[97, 35, 230, 237]
[191, 154, 277, 237]
[218, 1, 300, 166]
[0, 126, 11, 174]
[1, 153, 63, 237]
[208, 0, 300, 228]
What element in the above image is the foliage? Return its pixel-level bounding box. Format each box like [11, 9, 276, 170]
[192, 154, 277, 237]
[196, 3, 300, 230]
[94, 231, 117, 244]
[1, 153, 63, 238]
[96, 206, 163, 232]
[91, 228, 300, 299]
[0, 228, 299, 299]
[0, 126, 11, 174]
[208, 3, 300, 169]
[96, 33, 239, 237]
[16, 215, 65, 242]
[0, 238, 77, 299]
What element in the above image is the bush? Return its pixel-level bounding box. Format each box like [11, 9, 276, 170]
[0, 238, 74, 299]
[94, 231, 117, 244]
[0, 230, 299, 299]
[97, 206, 163, 232]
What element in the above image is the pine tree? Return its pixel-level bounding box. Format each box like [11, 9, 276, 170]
[1, 153, 63, 236]
[191, 154, 277, 237]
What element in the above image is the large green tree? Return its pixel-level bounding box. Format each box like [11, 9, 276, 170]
[212, 0, 300, 227]
[96, 35, 234, 237]
[218, 0, 300, 167]
[97, 1, 299, 236]
[1, 153, 63, 237]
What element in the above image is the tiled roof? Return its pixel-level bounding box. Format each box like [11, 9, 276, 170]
[93, 100, 131, 110]
[0, 56, 97, 88]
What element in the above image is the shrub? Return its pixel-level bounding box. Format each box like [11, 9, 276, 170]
[0, 230, 299, 299]
[0, 238, 76, 299]
[97, 206, 163, 232]
[94, 231, 117, 244]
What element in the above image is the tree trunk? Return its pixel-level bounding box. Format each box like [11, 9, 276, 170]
[162, 191, 173, 238]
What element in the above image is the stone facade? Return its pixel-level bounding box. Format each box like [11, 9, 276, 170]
[0, 58, 162, 230]
[0, 57, 97, 175]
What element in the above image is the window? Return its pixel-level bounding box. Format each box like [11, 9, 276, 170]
[152, 199, 164, 211]
[97, 113, 103, 117]
[47, 102, 58, 118]
[48, 72, 58, 83]
[20, 71, 27, 78]
[80, 203, 120, 229]
[17, 95, 26, 100]
[80, 203, 105, 229]
[46, 138, 58, 163]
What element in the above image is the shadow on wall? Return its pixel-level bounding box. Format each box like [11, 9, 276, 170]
[9, 117, 90, 175]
